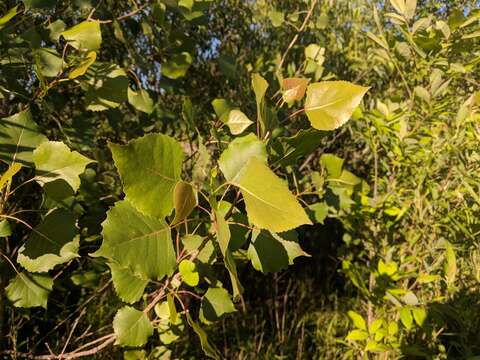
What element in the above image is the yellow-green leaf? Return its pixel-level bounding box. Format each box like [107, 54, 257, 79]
[305, 81, 369, 131]
[69, 51, 96, 79]
[232, 157, 311, 232]
[61, 21, 102, 50]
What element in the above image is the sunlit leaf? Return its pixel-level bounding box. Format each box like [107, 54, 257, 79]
[93, 200, 176, 280]
[113, 306, 153, 347]
[128, 88, 154, 114]
[33, 141, 94, 192]
[232, 157, 311, 232]
[305, 81, 369, 131]
[61, 21, 102, 50]
[110, 133, 184, 218]
[226, 109, 253, 135]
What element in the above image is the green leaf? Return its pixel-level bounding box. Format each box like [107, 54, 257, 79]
[113, 306, 154, 347]
[305, 81, 369, 131]
[213, 209, 243, 299]
[247, 229, 309, 273]
[128, 88, 154, 114]
[69, 51, 96, 79]
[182, 234, 215, 264]
[110, 133, 184, 218]
[218, 134, 267, 182]
[226, 110, 253, 135]
[0, 219, 12, 237]
[251, 73, 268, 135]
[232, 157, 311, 232]
[348, 310, 367, 330]
[346, 329, 369, 341]
[0, 162, 22, 191]
[308, 202, 328, 224]
[94, 200, 176, 280]
[172, 181, 197, 225]
[61, 21, 102, 50]
[320, 153, 344, 178]
[154, 301, 184, 345]
[17, 209, 79, 273]
[109, 262, 148, 304]
[179, 259, 199, 287]
[47, 20, 66, 41]
[444, 241, 457, 286]
[0, 110, 47, 166]
[33, 141, 93, 192]
[200, 287, 236, 323]
[185, 313, 221, 360]
[35, 48, 64, 78]
[167, 294, 177, 324]
[268, 10, 284, 27]
[85, 65, 129, 111]
[6, 272, 53, 309]
[412, 307, 427, 326]
[400, 307, 413, 329]
[212, 98, 233, 123]
[0, 6, 19, 31]
[23, 0, 57, 9]
[162, 52, 192, 79]
[271, 128, 325, 167]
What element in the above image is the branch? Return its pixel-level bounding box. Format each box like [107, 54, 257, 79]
[276, 0, 319, 78]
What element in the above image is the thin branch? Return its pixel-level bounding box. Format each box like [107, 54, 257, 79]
[276, 0, 318, 78]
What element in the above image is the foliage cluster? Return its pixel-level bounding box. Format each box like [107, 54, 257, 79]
[0, 0, 479, 359]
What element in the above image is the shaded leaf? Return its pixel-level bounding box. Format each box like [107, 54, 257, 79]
[0, 110, 47, 166]
[185, 313, 221, 360]
[162, 52, 192, 79]
[128, 88, 154, 114]
[172, 181, 197, 225]
[200, 287, 236, 323]
[17, 209, 79, 273]
[247, 229, 309, 273]
[6, 272, 53, 309]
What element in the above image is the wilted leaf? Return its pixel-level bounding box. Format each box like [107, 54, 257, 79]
[282, 77, 309, 103]
[69, 51, 96, 79]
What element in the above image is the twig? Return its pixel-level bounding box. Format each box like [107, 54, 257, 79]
[276, 0, 318, 78]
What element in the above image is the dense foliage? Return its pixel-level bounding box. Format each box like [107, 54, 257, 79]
[0, 0, 479, 358]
